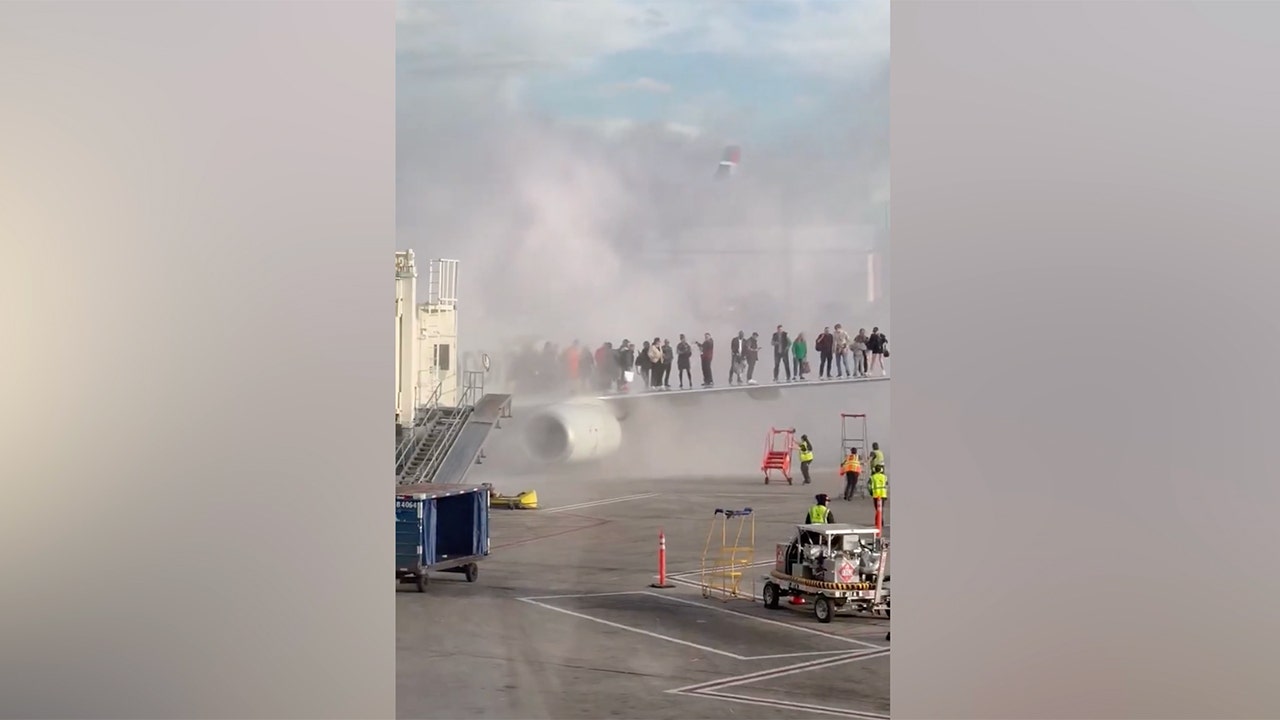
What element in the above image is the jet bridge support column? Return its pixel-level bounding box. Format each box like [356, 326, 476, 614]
[395, 251, 419, 428]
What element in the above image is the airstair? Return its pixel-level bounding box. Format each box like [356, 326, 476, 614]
[396, 371, 513, 487]
[398, 405, 474, 485]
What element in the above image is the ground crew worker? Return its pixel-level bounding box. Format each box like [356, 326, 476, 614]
[799, 493, 835, 555]
[797, 434, 815, 484]
[868, 465, 888, 530]
[840, 449, 862, 501]
[805, 493, 834, 524]
[869, 442, 885, 471]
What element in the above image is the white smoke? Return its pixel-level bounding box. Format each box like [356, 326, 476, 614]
[396, 0, 890, 356]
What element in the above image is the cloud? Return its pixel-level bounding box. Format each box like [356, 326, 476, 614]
[602, 76, 673, 95]
[396, 0, 890, 356]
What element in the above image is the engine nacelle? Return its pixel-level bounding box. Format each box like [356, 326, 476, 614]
[522, 398, 623, 464]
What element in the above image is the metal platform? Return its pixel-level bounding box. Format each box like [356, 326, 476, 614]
[432, 393, 511, 485]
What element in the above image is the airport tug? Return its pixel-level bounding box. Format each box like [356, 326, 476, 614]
[761, 524, 890, 625]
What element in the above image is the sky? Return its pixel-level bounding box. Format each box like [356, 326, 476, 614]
[396, 0, 890, 355]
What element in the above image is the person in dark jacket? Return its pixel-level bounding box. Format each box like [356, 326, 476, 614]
[745, 331, 761, 384]
[637, 340, 653, 389]
[815, 326, 834, 379]
[660, 339, 673, 389]
[595, 342, 615, 392]
[675, 334, 693, 389]
[729, 331, 746, 385]
[696, 332, 714, 387]
[771, 325, 792, 382]
[617, 340, 635, 392]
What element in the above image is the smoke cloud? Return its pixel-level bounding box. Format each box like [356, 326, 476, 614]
[396, 1, 890, 371]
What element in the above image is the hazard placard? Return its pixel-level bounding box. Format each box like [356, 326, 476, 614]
[838, 563, 855, 583]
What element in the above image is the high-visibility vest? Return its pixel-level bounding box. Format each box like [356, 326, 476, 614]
[871, 449, 885, 468]
[869, 472, 888, 499]
[798, 441, 814, 463]
[841, 456, 861, 474]
[807, 504, 830, 524]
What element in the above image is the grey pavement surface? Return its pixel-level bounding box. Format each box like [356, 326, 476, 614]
[396, 473, 890, 719]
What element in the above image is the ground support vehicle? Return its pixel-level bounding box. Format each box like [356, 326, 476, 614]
[760, 524, 890, 624]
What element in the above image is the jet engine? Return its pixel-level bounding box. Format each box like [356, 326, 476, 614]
[522, 398, 623, 464]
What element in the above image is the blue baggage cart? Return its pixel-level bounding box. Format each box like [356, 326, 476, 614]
[396, 484, 490, 592]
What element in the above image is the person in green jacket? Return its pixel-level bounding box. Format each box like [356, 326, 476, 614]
[792, 332, 809, 380]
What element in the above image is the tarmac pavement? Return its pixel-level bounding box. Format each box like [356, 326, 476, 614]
[396, 472, 890, 719]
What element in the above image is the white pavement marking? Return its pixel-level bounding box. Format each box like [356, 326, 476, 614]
[669, 649, 883, 693]
[521, 591, 646, 601]
[670, 649, 891, 719]
[641, 591, 887, 651]
[542, 493, 659, 513]
[692, 689, 890, 720]
[516, 595, 749, 660]
[712, 649, 890, 691]
[518, 591, 878, 661]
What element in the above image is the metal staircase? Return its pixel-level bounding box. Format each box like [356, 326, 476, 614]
[395, 371, 512, 486]
[398, 405, 474, 485]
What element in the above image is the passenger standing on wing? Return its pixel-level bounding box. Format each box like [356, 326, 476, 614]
[594, 342, 614, 392]
[793, 332, 809, 380]
[647, 337, 664, 390]
[578, 344, 595, 394]
[816, 326, 834, 379]
[834, 324, 851, 377]
[697, 332, 715, 387]
[660, 338, 673, 389]
[853, 329, 869, 377]
[637, 340, 653, 389]
[676, 334, 693, 389]
[771, 325, 792, 382]
[745, 331, 761, 384]
[729, 331, 746, 386]
[866, 327, 884, 376]
[797, 434, 815, 484]
[617, 339, 636, 392]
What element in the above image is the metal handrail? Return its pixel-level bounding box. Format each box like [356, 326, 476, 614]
[395, 428, 417, 471]
[415, 380, 445, 425]
[458, 370, 485, 408]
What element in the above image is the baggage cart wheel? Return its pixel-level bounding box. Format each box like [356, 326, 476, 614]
[415, 573, 427, 593]
[762, 582, 780, 609]
[814, 595, 834, 624]
[464, 562, 479, 583]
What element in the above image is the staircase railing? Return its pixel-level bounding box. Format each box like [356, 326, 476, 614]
[415, 380, 445, 425]
[395, 380, 447, 480]
[458, 370, 485, 408]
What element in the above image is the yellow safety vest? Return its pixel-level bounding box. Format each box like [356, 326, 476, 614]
[871, 449, 885, 468]
[807, 504, 830, 524]
[840, 455, 861, 473]
[869, 472, 888, 499]
[798, 441, 814, 463]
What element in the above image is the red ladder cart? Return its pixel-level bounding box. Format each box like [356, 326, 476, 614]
[761, 427, 796, 485]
